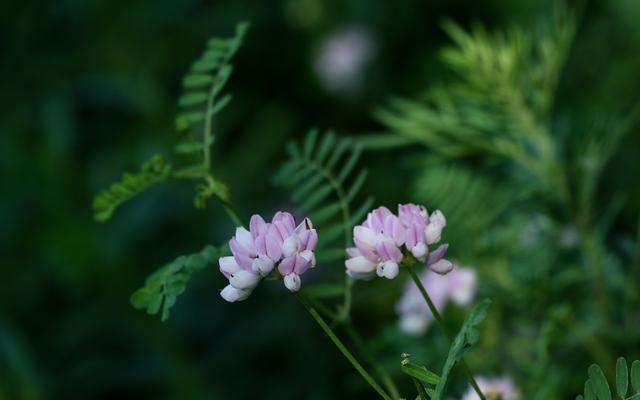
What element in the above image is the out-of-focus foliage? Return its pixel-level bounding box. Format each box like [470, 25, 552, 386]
[3, 0, 640, 399]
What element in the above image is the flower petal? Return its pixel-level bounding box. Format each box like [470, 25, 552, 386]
[345, 256, 377, 274]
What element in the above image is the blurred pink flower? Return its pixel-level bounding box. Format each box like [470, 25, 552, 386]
[314, 27, 374, 93]
[396, 265, 477, 335]
[462, 376, 520, 400]
[219, 212, 317, 301]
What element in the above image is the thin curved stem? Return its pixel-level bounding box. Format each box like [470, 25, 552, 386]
[294, 293, 392, 400]
[406, 263, 486, 400]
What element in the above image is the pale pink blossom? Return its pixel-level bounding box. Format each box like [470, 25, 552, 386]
[314, 27, 374, 93]
[396, 265, 477, 335]
[462, 376, 520, 400]
[219, 212, 317, 302]
[345, 204, 453, 280]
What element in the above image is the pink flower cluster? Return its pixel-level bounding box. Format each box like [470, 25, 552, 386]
[396, 266, 477, 335]
[219, 212, 317, 302]
[345, 204, 451, 280]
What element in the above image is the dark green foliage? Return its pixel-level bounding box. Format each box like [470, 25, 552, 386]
[273, 130, 373, 261]
[130, 245, 226, 321]
[577, 359, 640, 400]
[433, 299, 491, 399]
[92, 154, 171, 222]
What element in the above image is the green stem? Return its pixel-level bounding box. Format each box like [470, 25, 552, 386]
[412, 377, 427, 400]
[294, 293, 392, 400]
[343, 324, 401, 400]
[406, 264, 486, 400]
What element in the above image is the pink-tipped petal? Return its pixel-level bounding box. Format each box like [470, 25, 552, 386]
[265, 233, 283, 261]
[430, 259, 453, 275]
[235, 227, 255, 253]
[346, 247, 361, 258]
[376, 239, 403, 263]
[249, 214, 268, 238]
[278, 256, 296, 275]
[354, 226, 376, 248]
[293, 255, 311, 275]
[427, 243, 449, 265]
[229, 238, 254, 270]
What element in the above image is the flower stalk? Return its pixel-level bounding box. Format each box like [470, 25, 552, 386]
[405, 262, 486, 400]
[294, 292, 392, 400]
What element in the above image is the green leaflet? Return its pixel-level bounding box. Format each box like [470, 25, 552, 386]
[432, 299, 492, 400]
[576, 358, 640, 400]
[273, 129, 373, 253]
[130, 245, 225, 321]
[92, 154, 171, 222]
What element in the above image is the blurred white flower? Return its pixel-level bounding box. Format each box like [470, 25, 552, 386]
[314, 27, 374, 93]
[462, 376, 520, 400]
[396, 265, 477, 335]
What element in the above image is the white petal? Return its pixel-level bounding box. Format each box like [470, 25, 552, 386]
[410, 242, 427, 259]
[251, 256, 274, 277]
[229, 270, 261, 290]
[346, 269, 377, 280]
[354, 226, 376, 248]
[299, 250, 316, 268]
[345, 256, 377, 274]
[283, 273, 301, 292]
[219, 256, 241, 276]
[220, 285, 251, 302]
[235, 227, 254, 250]
[376, 261, 399, 279]
[282, 235, 300, 258]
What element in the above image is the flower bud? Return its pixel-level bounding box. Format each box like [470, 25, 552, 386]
[376, 261, 399, 279]
[220, 285, 251, 302]
[229, 270, 261, 290]
[283, 273, 301, 292]
[429, 259, 453, 275]
[411, 242, 427, 260]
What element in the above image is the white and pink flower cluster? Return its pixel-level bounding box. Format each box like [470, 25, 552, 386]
[219, 212, 317, 302]
[345, 204, 451, 280]
[396, 266, 477, 335]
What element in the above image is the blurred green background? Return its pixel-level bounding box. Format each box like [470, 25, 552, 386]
[2, 0, 640, 399]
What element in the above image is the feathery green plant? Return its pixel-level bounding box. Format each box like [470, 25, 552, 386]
[92, 22, 248, 225]
[130, 245, 226, 321]
[375, 6, 575, 195]
[273, 129, 373, 263]
[93, 154, 172, 222]
[92, 23, 249, 321]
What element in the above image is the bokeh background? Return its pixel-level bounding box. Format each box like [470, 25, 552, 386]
[2, 0, 640, 398]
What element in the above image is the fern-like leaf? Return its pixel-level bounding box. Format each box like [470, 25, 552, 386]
[92, 154, 171, 222]
[376, 6, 575, 188]
[274, 130, 373, 262]
[130, 245, 225, 321]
